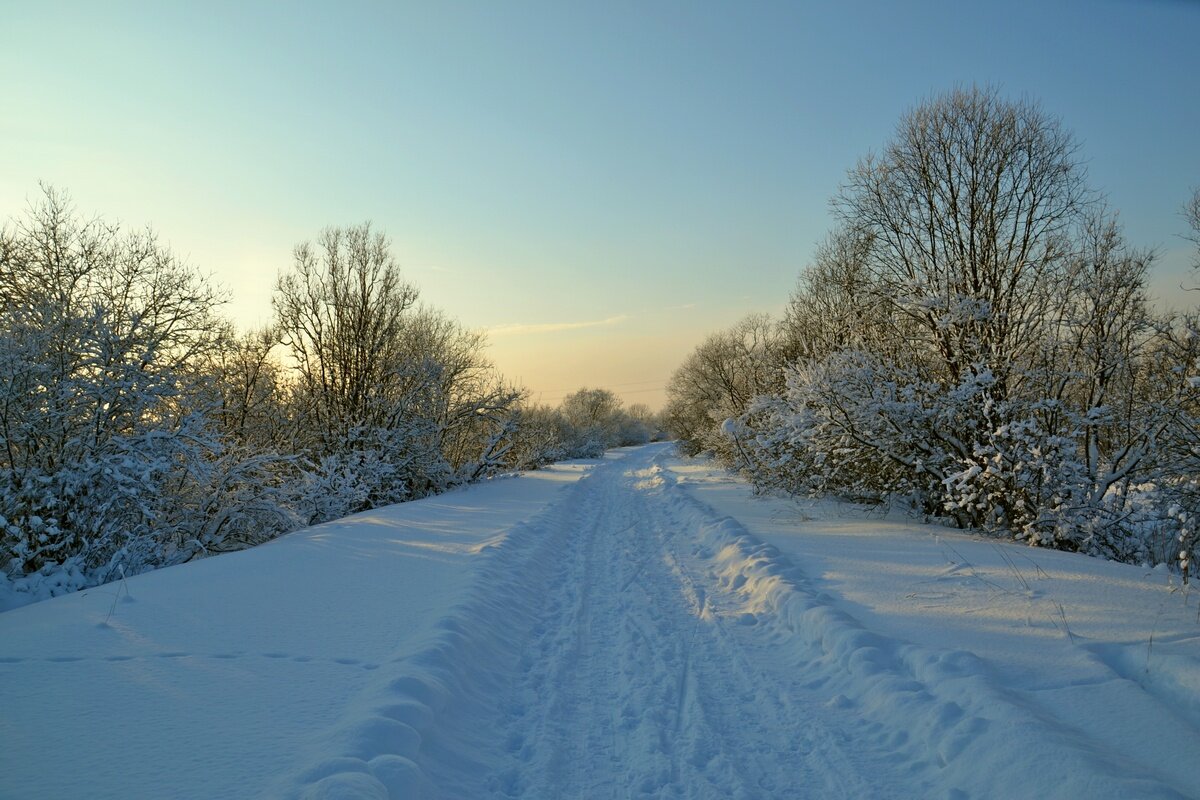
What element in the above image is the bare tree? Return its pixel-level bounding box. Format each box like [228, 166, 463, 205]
[834, 85, 1090, 396]
[626, 403, 661, 439]
[1186, 186, 1200, 270]
[394, 307, 524, 476]
[205, 325, 289, 450]
[665, 313, 781, 456]
[274, 223, 419, 447]
[781, 226, 889, 364]
[561, 387, 624, 442]
[698, 90, 1194, 562]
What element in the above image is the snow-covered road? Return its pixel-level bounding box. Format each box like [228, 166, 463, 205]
[3, 443, 1198, 799]
[470, 447, 889, 799]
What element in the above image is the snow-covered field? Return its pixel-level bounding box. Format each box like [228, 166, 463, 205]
[2, 443, 1198, 799]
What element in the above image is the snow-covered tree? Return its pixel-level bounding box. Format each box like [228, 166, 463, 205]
[0, 187, 274, 593]
[665, 313, 782, 458]
[274, 223, 420, 443]
[834, 87, 1089, 393]
[392, 307, 524, 484]
[676, 90, 1200, 568]
[503, 390, 658, 470]
[272, 224, 530, 513]
[204, 325, 292, 451]
[0, 189, 592, 606]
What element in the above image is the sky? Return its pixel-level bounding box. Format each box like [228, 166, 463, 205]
[2, 1, 1198, 410]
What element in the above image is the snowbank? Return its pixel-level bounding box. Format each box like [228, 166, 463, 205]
[0, 458, 602, 799]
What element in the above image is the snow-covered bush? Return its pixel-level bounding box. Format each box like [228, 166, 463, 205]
[664, 314, 784, 460]
[0, 190, 666, 608]
[502, 392, 661, 471]
[272, 227, 526, 512]
[0, 188, 319, 594]
[735, 349, 964, 509]
[674, 89, 1200, 570]
[0, 188, 216, 577]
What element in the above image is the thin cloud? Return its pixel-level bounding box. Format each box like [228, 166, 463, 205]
[487, 314, 629, 337]
[636, 302, 696, 314]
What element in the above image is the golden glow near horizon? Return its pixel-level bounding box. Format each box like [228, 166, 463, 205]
[3, 3, 1197, 412]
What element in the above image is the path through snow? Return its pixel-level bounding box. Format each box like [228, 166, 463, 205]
[293, 444, 1194, 799]
[479, 451, 892, 799]
[3, 443, 1198, 799]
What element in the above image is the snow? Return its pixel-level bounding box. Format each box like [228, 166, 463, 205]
[2, 443, 1198, 798]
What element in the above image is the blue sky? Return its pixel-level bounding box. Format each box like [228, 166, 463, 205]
[3, 1, 1198, 408]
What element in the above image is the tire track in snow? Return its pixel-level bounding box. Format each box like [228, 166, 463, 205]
[629, 454, 902, 799]
[486, 446, 901, 799]
[285, 443, 1188, 800]
[648, 448, 1191, 800]
[278, 456, 607, 799]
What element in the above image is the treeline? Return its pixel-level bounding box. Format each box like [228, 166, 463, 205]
[0, 188, 661, 605]
[667, 87, 1200, 572]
